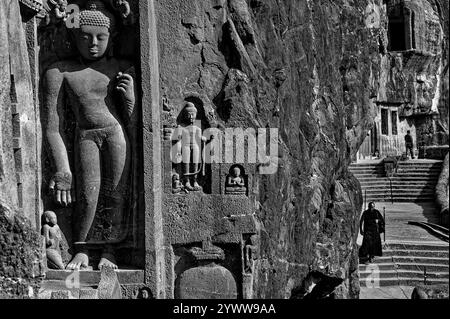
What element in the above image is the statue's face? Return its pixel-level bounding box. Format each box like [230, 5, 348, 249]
[45, 213, 57, 226]
[369, 203, 375, 210]
[233, 167, 241, 176]
[75, 25, 111, 61]
[186, 110, 197, 124]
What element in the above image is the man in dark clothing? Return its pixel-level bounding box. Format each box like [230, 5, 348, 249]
[359, 202, 385, 264]
[405, 130, 415, 159]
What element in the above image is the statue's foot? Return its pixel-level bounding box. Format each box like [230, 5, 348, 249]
[184, 181, 194, 191]
[98, 251, 118, 270]
[66, 252, 89, 270]
[193, 182, 202, 191]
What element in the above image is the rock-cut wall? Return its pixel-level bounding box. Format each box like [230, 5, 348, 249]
[157, 0, 383, 298]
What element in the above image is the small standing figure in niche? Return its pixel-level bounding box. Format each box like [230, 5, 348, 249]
[225, 166, 247, 195]
[42, 211, 65, 270]
[43, 0, 136, 270]
[175, 102, 210, 192]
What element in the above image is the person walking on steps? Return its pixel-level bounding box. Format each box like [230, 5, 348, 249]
[359, 202, 385, 264]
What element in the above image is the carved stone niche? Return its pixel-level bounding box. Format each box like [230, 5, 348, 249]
[39, 0, 142, 273]
[168, 97, 213, 194]
[241, 234, 259, 299]
[225, 164, 248, 196]
[220, 164, 255, 196]
[174, 242, 241, 299]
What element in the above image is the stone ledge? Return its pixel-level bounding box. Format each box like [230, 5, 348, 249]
[45, 269, 144, 285]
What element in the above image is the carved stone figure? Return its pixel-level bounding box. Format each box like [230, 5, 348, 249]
[175, 102, 207, 192]
[42, 211, 64, 270]
[43, 0, 136, 270]
[172, 172, 185, 194]
[225, 166, 247, 195]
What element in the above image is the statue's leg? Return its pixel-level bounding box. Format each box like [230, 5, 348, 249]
[67, 137, 101, 270]
[192, 144, 201, 190]
[182, 145, 193, 190]
[98, 126, 131, 269]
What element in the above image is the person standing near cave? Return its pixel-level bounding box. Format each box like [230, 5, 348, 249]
[359, 202, 385, 264]
[405, 130, 415, 159]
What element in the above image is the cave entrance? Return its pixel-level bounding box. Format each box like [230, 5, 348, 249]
[388, 3, 416, 52]
[356, 106, 410, 162]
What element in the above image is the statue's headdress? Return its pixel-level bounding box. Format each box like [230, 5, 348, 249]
[79, 0, 116, 30]
[184, 102, 198, 113]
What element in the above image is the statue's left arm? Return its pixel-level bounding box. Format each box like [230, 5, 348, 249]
[116, 64, 137, 125]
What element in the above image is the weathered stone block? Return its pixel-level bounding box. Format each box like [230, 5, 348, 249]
[177, 264, 238, 299]
[97, 268, 122, 299]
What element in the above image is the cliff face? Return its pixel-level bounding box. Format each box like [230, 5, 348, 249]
[158, 0, 382, 298]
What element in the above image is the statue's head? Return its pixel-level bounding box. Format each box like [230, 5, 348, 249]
[172, 173, 180, 182]
[368, 202, 375, 210]
[44, 211, 58, 226]
[183, 102, 198, 124]
[232, 167, 241, 177]
[74, 0, 116, 61]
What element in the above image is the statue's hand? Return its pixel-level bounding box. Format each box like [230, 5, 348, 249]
[116, 72, 135, 108]
[49, 171, 74, 207]
[163, 127, 174, 141]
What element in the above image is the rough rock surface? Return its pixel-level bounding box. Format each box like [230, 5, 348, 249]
[0, 202, 43, 299]
[436, 153, 449, 225]
[412, 284, 450, 299]
[157, 0, 385, 298]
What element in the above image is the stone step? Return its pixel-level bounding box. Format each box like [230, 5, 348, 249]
[350, 168, 442, 173]
[354, 174, 440, 179]
[397, 167, 442, 174]
[45, 269, 145, 285]
[359, 183, 438, 188]
[359, 180, 436, 185]
[359, 277, 449, 287]
[39, 269, 126, 299]
[362, 187, 435, 197]
[385, 243, 449, 251]
[397, 162, 443, 167]
[362, 197, 435, 202]
[360, 187, 437, 192]
[382, 250, 449, 258]
[356, 176, 439, 181]
[372, 256, 449, 265]
[361, 194, 436, 199]
[359, 263, 449, 272]
[359, 270, 449, 280]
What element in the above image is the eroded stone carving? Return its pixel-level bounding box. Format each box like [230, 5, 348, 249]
[172, 102, 212, 192]
[19, 0, 44, 14]
[42, 0, 136, 270]
[42, 211, 64, 270]
[176, 241, 238, 299]
[172, 172, 186, 194]
[225, 165, 247, 195]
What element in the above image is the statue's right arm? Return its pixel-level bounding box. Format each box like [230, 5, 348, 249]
[43, 66, 73, 206]
[43, 66, 70, 173]
[42, 225, 52, 247]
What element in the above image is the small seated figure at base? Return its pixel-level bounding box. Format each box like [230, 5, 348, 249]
[42, 211, 65, 270]
[225, 167, 247, 195]
[172, 173, 186, 194]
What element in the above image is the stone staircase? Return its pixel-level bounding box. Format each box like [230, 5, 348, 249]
[350, 160, 443, 202]
[359, 242, 449, 287]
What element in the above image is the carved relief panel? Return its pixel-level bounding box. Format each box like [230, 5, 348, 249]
[39, 0, 142, 271]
